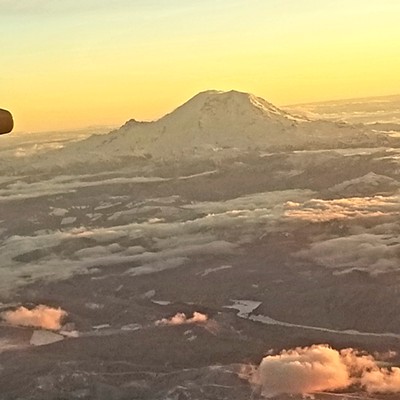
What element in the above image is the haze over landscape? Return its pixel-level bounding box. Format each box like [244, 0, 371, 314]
[1, 1, 400, 399]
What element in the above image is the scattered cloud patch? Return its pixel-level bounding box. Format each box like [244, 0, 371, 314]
[127, 257, 188, 277]
[247, 344, 400, 397]
[1, 305, 67, 330]
[155, 312, 208, 326]
[328, 173, 399, 197]
[0, 175, 167, 203]
[185, 189, 313, 215]
[297, 233, 400, 274]
[284, 195, 400, 222]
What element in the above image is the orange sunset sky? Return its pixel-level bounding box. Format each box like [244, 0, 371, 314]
[1, 0, 400, 132]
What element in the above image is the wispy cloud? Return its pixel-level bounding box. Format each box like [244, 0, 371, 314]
[284, 194, 400, 222]
[297, 233, 400, 274]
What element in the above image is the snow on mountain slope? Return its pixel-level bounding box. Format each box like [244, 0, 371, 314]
[80, 90, 304, 158]
[14, 90, 395, 170]
[76, 91, 392, 159]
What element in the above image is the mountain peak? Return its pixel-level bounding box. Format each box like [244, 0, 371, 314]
[58, 89, 385, 162]
[99, 89, 305, 158]
[162, 89, 298, 126]
[194, 89, 251, 99]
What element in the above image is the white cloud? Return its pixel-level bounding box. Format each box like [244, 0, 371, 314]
[284, 194, 400, 222]
[297, 233, 400, 274]
[155, 312, 208, 326]
[246, 344, 400, 397]
[1, 305, 67, 330]
[184, 189, 313, 215]
[126, 257, 188, 277]
[0, 174, 167, 203]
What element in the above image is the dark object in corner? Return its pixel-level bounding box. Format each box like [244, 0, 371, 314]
[0, 109, 13, 134]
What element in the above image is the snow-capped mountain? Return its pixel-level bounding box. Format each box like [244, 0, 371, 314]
[72, 90, 304, 159]
[11, 90, 395, 171]
[75, 90, 391, 159]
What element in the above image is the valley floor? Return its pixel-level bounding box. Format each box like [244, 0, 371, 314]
[1, 145, 400, 399]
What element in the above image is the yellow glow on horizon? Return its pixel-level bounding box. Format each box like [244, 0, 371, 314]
[2, 1, 400, 132]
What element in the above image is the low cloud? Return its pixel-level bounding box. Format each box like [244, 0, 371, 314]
[328, 173, 399, 197]
[297, 233, 400, 274]
[155, 312, 208, 326]
[0, 174, 167, 203]
[284, 194, 400, 222]
[184, 189, 313, 215]
[246, 344, 400, 397]
[1, 305, 67, 330]
[0, 187, 313, 297]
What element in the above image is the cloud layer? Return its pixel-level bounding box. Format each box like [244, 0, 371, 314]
[298, 233, 400, 274]
[0, 188, 310, 296]
[284, 194, 400, 222]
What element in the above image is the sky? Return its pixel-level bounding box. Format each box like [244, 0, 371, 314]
[1, 0, 400, 132]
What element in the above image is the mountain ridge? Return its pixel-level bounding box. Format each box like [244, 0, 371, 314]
[79, 89, 389, 159]
[10, 90, 396, 171]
